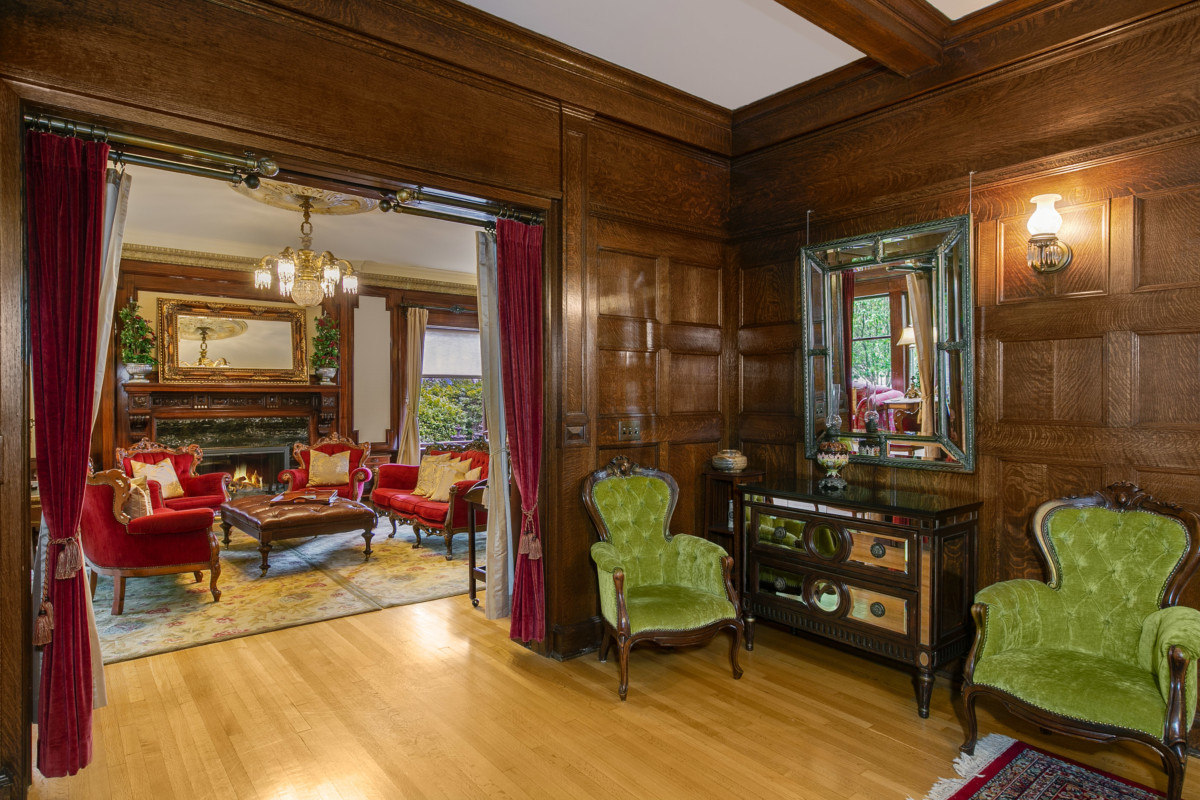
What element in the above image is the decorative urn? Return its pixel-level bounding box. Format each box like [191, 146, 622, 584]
[712, 449, 748, 472]
[315, 366, 338, 385]
[124, 363, 154, 384]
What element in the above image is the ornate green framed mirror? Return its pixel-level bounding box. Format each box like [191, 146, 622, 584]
[800, 215, 974, 471]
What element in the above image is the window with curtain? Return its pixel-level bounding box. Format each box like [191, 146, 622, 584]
[417, 327, 483, 445]
[851, 294, 893, 387]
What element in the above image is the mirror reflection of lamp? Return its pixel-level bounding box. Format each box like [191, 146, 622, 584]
[1026, 193, 1073, 274]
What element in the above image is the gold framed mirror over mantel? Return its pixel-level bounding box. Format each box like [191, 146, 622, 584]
[157, 298, 309, 384]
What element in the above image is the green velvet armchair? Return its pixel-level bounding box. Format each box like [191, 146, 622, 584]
[583, 457, 744, 700]
[961, 482, 1200, 800]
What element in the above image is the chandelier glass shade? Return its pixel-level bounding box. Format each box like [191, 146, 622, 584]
[254, 197, 359, 307]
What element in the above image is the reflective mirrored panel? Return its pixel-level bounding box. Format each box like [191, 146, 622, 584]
[800, 215, 974, 471]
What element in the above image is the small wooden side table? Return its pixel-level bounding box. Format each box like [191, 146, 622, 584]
[464, 481, 487, 608]
[702, 467, 765, 590]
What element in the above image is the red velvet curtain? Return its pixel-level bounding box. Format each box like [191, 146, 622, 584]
[496, 218, 545, 643]
[27, 131, 108, 777]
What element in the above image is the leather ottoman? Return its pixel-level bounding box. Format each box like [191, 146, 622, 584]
[219, 493, 378, 576]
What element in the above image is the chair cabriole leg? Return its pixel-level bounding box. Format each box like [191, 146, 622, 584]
[729, 622, 744, 679]
[959, 686, 979, 756]
[112, 575, 126, 615]
[617, 635, 631, 701]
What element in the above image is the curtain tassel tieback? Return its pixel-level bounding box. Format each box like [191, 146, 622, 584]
[517, 506, 541, 560]
[52, 536, 84, 579]
[33, 599, 55, 647]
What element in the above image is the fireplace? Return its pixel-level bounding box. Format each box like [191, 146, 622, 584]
[155, 417, 309, 496]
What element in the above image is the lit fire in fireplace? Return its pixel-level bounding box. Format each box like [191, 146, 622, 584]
[230, 463, 263, 493]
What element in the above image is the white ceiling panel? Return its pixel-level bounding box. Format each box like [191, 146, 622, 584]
[457, 0, 863, 109]
[121, 166, 479, 284]
[926, 0, 1001, 20]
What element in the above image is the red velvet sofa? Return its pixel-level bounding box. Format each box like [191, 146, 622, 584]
[278, 433, 373, 502]
[370, 441, 488, 560]
[81, 469, 221, 615]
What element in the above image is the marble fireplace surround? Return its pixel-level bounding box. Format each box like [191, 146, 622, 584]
[118, 383, 341, 490]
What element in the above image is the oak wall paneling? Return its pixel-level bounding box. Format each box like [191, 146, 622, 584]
[733, 2, 1200, 627]
[0, 80, 30, 797]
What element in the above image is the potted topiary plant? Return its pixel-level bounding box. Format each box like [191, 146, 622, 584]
[117, 300, 157, 383]
[311, 314, 340, 384]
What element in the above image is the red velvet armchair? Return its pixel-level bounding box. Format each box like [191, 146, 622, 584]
[370, 440, 488, 559]
[116, 438, 231, 513]
[279, 432, 373, 502]
[81, 469, 221, 615]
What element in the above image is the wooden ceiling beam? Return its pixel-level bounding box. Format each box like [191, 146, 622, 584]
[773, 0, 949, 77]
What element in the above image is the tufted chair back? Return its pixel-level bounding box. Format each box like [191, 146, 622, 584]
[1037, 503, 1190, 664]
[585, 460, 678, 589]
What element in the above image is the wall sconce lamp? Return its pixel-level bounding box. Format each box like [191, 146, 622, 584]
[1026, 193, 1073, 274]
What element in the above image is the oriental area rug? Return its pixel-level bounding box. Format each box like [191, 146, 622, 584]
[91, 519, 485, 663]
[913, 735, 1163, 800]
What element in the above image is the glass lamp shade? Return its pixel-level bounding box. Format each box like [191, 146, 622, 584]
[290, 278, 326, 308]
[1027, 194, 1064, 236]
[342, 271, 359, 294]
[896, 326, 916, 347]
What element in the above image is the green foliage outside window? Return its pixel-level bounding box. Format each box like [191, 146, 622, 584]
[117, 301, 157, 364]
[418, 378, 484, 443]
[851, 295, 891, 385]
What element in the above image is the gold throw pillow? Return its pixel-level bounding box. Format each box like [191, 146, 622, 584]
[131, 459, 185, 499]
[308, 449, 351, 486]
[429, 464, 483, 503]
[412, 453, 452, 496]
[122, 475, 153, 520]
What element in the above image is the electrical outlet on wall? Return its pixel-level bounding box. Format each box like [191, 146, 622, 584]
[617, 419, 641, 441]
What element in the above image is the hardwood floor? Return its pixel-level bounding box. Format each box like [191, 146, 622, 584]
[31, 596, 1196, 799]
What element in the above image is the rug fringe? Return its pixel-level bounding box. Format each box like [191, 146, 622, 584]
[952, 734, 1016, 779]
[908, 734, 1017, 800]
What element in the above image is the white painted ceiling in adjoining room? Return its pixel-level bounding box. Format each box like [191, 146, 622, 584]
[456, 0, 1003, 110]
[121, 165, 480, 285]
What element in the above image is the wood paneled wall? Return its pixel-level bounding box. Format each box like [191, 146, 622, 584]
[546, 113, 730, 657]
[732, 4, 1200, 601]
[0, 0, 732, 732]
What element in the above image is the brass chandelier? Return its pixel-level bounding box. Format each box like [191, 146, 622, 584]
[254, 197, 359, 307]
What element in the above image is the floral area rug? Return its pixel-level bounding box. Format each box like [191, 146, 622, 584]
[91, 519, 485, 663]
[912, 734, 1163, 799]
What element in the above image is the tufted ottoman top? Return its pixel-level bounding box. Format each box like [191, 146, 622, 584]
[220, 493, 377, 532]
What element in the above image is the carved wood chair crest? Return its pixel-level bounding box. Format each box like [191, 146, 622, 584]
[115, 437, 205, 476]
[293, 431, 371, 462]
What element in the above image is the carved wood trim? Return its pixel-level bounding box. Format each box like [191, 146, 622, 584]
[115, 439, 206, 476]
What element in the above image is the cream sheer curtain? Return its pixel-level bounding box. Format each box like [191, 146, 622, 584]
[396, 308, 428, 465]
[906, 273, 935, 439]
[476, 231, 512, 618]
[32, 167, 131, 714]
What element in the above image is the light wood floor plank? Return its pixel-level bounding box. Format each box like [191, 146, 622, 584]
[31, 595, 1200, 799]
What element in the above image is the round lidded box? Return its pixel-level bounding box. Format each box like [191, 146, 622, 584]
[711, 449, 748, 472]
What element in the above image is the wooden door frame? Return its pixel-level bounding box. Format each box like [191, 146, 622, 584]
[0, 82, 557, 796]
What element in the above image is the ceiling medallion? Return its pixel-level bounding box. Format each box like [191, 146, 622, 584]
[231, 178, 379, 215]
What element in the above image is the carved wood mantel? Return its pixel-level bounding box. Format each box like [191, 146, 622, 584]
[120, 383, 340, 452]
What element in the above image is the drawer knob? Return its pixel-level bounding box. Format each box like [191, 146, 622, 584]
[870, 602, 886, 618]
[773, 526, 787, 542]
[870, 543, 886, 559]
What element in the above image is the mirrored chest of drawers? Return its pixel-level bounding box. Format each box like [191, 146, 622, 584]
[738, 480, 979, 717]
